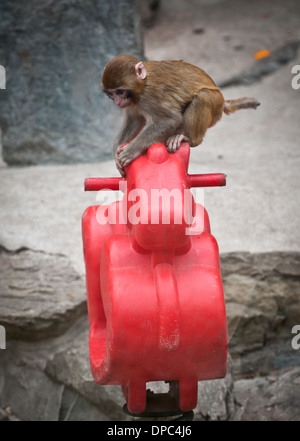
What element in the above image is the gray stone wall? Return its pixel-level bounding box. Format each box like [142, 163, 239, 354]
[0, 0, 144, 165]
[0, 248, 299, 420]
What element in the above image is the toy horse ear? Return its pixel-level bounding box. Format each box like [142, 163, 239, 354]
[135, 61, 147, 80]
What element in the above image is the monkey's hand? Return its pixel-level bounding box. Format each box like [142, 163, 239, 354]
[117, 143, 144, 168]
[166, 134, 189, 152]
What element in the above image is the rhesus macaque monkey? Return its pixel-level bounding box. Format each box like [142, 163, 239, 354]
[102, 54, 260, 176]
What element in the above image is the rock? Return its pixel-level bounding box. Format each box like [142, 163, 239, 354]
[232, 339, 300, 378]
[0, 316, 116, 421]
[194, 357, 235, 421]
[0, 340, 64, 421]
[225, 300, 268, 354]
[0, 0, 144, 166]
[0, 407, 20, 421]
[221, 252, 300, 356]
[45, 325, 136, 420]
[233, 367, 300, 421]
[0, 408, 9, 421]
[57, 386, 108, 421]
[0, 247, 87, 340]
[220, 252, 300, 280]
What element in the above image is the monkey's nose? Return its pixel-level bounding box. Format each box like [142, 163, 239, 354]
[114, 96, 122, 107]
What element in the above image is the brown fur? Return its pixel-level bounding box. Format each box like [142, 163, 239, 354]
[102, 55, 260, 175]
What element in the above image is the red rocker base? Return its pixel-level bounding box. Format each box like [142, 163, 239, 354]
[82, 142, 228, 417]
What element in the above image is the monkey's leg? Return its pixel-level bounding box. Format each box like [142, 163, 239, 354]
[183, 90, 224, 147]
[166, 134, 189, 152]
[118, 113, 182, 167]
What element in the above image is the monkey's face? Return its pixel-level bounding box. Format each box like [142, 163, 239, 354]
[102, 55, 146, 110]
[104, 88, 133, 109]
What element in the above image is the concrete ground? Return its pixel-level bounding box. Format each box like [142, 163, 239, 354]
[0, 0, 300, 276]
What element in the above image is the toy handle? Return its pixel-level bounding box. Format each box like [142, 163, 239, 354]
[84, 174, 226, 192]
[84, 177, 124, 191]
[188, 173, 226, 187]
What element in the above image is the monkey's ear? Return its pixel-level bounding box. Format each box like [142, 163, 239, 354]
[135, 61, 147, 80]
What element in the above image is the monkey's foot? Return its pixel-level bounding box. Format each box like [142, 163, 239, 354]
[166, 134, 189, 152]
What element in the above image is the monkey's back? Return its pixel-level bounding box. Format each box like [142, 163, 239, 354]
[143, 60, 221, 108]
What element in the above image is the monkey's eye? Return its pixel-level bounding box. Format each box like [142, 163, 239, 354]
[116, 89, 124, 95]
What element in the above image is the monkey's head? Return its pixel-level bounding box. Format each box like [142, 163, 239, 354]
[102, 54, 146, 108]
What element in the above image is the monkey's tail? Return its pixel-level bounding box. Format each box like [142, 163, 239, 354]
[223, 97, 260, 115]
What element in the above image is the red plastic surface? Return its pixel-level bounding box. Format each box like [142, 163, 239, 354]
[82, 143, 228, 414]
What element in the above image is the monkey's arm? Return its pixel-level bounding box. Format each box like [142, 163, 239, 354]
[113, 110, 145, 153]
[113, 110, 145, 175]
[117, 112, 182, 167]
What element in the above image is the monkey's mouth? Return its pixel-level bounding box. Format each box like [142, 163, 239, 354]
[117, 99, 131, 108]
